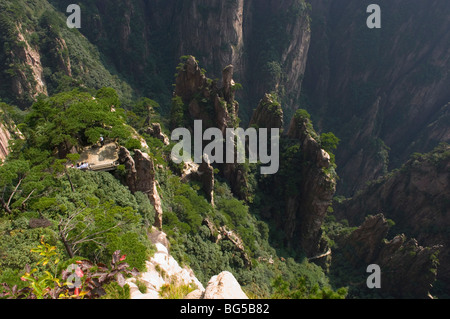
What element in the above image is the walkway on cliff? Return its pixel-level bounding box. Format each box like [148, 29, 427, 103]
[74, 142, 120, 172]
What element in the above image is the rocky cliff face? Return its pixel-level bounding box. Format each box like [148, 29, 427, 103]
[6, 0, 448, 202]
[342, 214, 441, 299]
[175, 0, 246, 79]
[255, 105, 336, 258]
[174, 56, 239, 132]
[0, 122, 12, 162]
[303, 0, 450, 195]
[0, 0, 133, 107]
[57, 0, 311, 119]
[249, 93, 284, 130]
[173, 56, 248, 200]
[0, 9, 73, 105]
[335, 144, 450, 296]
[118, 147, 164, 230]
[5, 25, 48, 105]
[0, 110, 22, 163]
[244, 0, 311, 121]
[284, 112, 336, 257]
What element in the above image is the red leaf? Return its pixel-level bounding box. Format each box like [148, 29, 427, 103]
[75, 267, 84, 278]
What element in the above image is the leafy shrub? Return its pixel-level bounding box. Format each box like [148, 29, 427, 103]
[124, 138, 142, 151]
[271, 276, 347, 299]
[105, 232, 149, 271]
[0, 241, 139, 299]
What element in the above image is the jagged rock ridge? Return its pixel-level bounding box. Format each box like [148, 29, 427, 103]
[335, 144, 450, 296]
[253, 102, 336, 259]
[173, 55, 248, 200]
[342, 214, 441, 299]
[50, 0, 311, 118]
[283, 111, 336, 257]
[303, 0, 450, 195]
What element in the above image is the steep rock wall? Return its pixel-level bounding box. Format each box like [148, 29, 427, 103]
[284, 113, 336, 257]
[253, 104, 336, 258]
[335, 144, 450, 295]
[303, 0, 450, 195]
[59, 0, 311, 120]
[118, 147, 164, 230]
[342, 214, 441, 299]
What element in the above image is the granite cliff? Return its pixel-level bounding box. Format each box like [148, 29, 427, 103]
[1, 0, 449, 299]
[118, 147, 164, 230]
[3, 0, 449, 200]
[50, 0, 311, 120]
[172, 56, 248, 200]
[340, 214, 441, 298]
[303, 0, 450, 195]
[127, 228, 248, 299]
[335, 144, 450, 296]
[252, 101, 336, 258]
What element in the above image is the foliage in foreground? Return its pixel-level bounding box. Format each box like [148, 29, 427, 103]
[0, 240, 138, 299]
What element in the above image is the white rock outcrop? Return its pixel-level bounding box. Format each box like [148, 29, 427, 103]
[0, 122, 12, 162]
[127, 229, 248, 300]
[202, 271, 249, 299]
[127, 236, 204, 299]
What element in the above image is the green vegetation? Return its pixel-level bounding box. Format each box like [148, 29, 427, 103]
[0, 88, 156, 298]
[271, 276, 347, 299]
[169, 96, 187, 130]
[21, 88, 133, 152]
[0, 85, 346, 299]
[159, 278, 196, 299]
[320, 132, 340, 166]
[48, 0, 175, 114]
[0, 239, 138, 299]
[0, 0, 133, 107]
[0, 0, 346, 295]
[0, 0, 447, 301]
[245, 0, 311, 120]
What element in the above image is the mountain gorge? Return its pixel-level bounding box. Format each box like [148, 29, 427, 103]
[5, 0, 448, 196]
[334, 144, 450, 296]
[50, 0, 312, 122]
[303, 0, 450, 195]
[0, 0, 449, 300]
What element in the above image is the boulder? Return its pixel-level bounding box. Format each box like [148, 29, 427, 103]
[203, 271, 248, 299]
[128, 230, 249, 300]
[184, 289, 204, 299]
